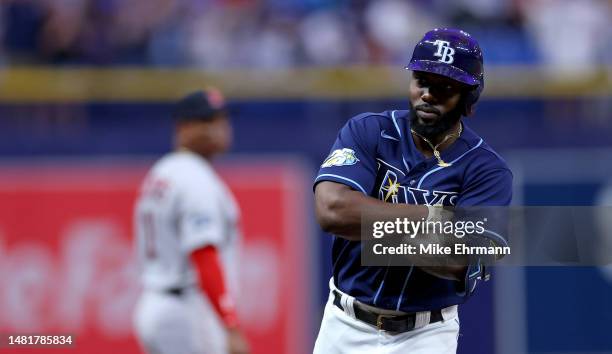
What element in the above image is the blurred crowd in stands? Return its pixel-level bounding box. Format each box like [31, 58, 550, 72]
[1, 0, 610, 74]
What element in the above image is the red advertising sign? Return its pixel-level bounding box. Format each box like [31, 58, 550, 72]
[0, 160, 311, 354]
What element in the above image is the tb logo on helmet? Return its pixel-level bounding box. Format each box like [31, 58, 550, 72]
[433, 40, 455, 64]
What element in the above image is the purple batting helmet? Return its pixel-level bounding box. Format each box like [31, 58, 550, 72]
[407, 28, 484, 115]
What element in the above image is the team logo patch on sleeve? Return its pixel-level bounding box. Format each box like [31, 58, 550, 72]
[321, 148, 360, 168]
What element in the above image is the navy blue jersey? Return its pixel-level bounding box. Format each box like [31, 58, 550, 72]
[314, 110, 512, 312]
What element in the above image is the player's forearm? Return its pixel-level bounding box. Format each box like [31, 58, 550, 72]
[315, 182, 428, 241]
[397, 233, 470, 281]
[405, 232, 494, 281]
[315, 185, 368, 240]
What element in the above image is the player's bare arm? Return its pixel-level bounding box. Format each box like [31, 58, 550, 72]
[315, 181, 468, 280]
[315, 181, 428, 240]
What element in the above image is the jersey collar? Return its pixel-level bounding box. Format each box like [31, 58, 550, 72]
[401, 110, 482, 167]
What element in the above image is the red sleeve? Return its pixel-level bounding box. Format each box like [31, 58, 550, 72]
[190, 246, 239, 328]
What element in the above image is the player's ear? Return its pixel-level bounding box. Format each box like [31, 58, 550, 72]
[461, 89, 477, 117]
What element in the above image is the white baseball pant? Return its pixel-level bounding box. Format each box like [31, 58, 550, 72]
[313, 283, 460, 354]
[133, 288, 227, 354]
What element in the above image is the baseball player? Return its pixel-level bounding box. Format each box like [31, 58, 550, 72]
[133, 89, 249, 354]
[313, 28, 512, 353]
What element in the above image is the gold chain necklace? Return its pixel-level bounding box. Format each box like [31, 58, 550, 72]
[411, 123, 463, 167]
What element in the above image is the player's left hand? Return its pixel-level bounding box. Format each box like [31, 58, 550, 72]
[227, 327, 250, 354]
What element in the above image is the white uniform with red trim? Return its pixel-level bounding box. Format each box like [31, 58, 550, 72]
[133, 150, 241, 354]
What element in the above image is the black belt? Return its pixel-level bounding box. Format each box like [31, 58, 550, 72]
[332, 289, 443, 332]
[165, 287, 185, 296]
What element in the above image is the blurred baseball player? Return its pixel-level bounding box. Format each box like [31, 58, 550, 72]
[313, 28, 512, 353]
[133, 89, 249, 354]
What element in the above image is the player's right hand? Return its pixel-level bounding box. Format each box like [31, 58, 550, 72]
[227, 327, 250, 354]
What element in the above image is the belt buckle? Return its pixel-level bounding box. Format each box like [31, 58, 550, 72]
[376, 313, 394, 330]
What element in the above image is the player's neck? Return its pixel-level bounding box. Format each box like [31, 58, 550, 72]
[411, 121, 462, 158]
[175, 145, 214, 160]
